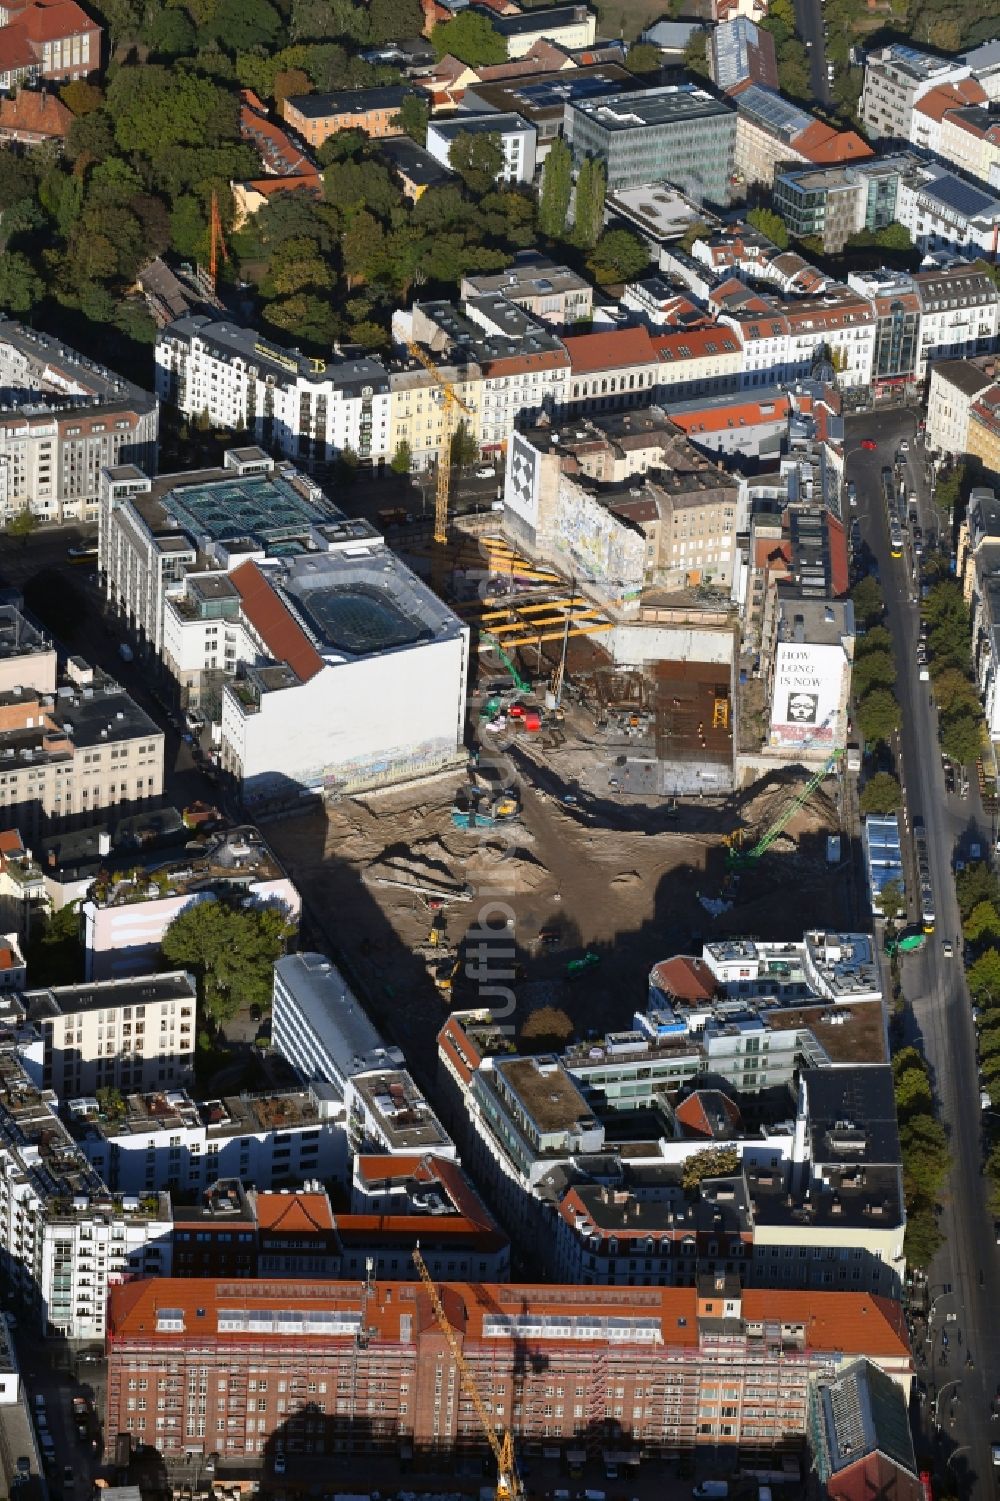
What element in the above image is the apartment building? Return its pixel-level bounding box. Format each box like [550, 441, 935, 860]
[79, 826, 300, 980]
[272, 952, 405, 1097]
[895, 161, 1000, 257]
[860, 43, 971, 142]
[0, 1048, 171, 1338]
[106, 1275, 912, 1460]
[913, 263, 1000, 381]
[0, 0, 100, 84]
[349, 1153, 510, 1281]
[963, 37, 1000, 103]
[170, 1162, 509, 1284]
[425, 112, 537, 184]
[281, 87, 411, 147]
[155, 316, 390, 467]
[478, 3, 597, 58]
[907, 78, 987, 156]
[461, 63, 631, 164]
[926, 356, 997, 457]
[387, 354, 481, 470]
[405, 296, 570, 450]
[19, 971, 197, 1099]
[967, 383, 1000, 479]
[0, 826, 46, 940]
[565, 84, 736, 203]
[69, 1081, 347, 1194]
[766, 590, 854, 754]
[345, 1067, 455, 1161]
[732, 85, 872, 190]
[936, 106, 1000, 189]
[437, 931, 894, 1287]
[0, 660, 163, 836]
[847, 270, 921, 401]
[460, 255, 593, 328]
[0, 322, 157, 524]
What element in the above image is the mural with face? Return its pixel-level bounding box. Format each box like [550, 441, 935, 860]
[787, 691, 819, 724]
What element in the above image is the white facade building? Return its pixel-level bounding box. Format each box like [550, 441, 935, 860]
[20, 971, 197, 1099]
[426, 113, 537, 184]
[926, 357, 997, 457]
[272, 952, 404, 1098]
[860, 43, 970, 142]
[71, 1082, 347, 1194]
[895, 163, 1000, 258]
[767, 592, 855, 756]
[155, 317, 391, 466]
[0, 1049, 171, 1339]
[219, 548, 469, 801]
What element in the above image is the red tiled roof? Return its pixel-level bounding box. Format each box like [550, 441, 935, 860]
[355, 1153, 502, 1233]
[563, 325, 657, 374]
[675, 1089, 742, 1139]
[0, 25, 36, 71]
[827, 1453, 923, 1501]
[914, 78, 987, 121]
[795, 120, 873, 163]
[0, 86, 73, 136]
[0, 829, 25, 857]
[17, 0, 97, 42]
[649, 955, 717, 1002]
[672, 396, 791, 436]
[229, 561, 324, 684]
[256, 1192, 335, 1233]
[653, 326, 741, 362]
[753, 536, 793, 571]
[740, 1290, 909, 1357]
[239, 174, 321, 199]
[107, 1278, 912, 1360]
[827, 512, 849, 598]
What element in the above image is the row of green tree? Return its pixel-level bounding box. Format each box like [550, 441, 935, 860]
[892, 1046, 948, 1267]
[850, 581, 903, 748]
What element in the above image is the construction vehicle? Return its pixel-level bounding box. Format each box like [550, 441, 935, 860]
[727, 749, 842, 868]
[566, 951, 600, 978]
[406, 341, 472, 551]
[432, 954, 460, 999]
[480, 631, 530, 703]
[452, 790, 520, 830]
[412, 1246, 523, 1501]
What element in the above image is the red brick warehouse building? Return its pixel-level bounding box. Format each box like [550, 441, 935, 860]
[106, 1276, 911, 1461]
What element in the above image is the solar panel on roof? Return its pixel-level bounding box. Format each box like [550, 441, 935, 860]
[925, 174, 998, 219]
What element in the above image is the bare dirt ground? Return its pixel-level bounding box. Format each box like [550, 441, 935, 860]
[264, 743, 853, 1091]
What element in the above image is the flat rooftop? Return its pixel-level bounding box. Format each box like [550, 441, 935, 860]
[494, 1055, 597, 1135]
[267, 547, 468, 661]
[163, 314, 390, 396]
[274, 953, 404, 1083]
[68, 1084, 327, 1141]
[0, 320, 155, 411]
[351, 1070, 453, 1152]
[87, 826, 286, 909]
[761, 1000, 886, 1064]
[569, 83, 733, 130]
[26, 972, 196, 1023]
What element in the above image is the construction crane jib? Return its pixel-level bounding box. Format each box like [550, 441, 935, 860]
[406, 342, 472, 546]
[412, 1245, 522, 1501]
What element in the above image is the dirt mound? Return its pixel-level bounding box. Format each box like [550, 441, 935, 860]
[736, 768, 839, 838]
[610, 870, 642, 888]
[466, 842, 550, 895]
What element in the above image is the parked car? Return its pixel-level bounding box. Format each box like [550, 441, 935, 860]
[861, 438, 877, 450]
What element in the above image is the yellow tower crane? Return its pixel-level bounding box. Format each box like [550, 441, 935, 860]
[412, 1245, 522, 1501]
[407, 341, 473, 547]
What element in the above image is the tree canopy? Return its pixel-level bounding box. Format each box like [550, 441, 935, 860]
[859, 771, 902, 816]
[161, 900, 294, 1023]
[430, 11, 506, 65]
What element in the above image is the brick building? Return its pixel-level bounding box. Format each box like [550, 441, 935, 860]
[0, 0, 101, 86]
[106, 1276, 911, 1461]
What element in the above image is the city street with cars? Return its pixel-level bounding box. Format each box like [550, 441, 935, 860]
[847, 409, 1000, 1490]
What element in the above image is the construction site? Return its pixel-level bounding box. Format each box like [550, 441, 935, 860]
[262, 384, 861, 1087]
[265, 520, 860, 1087]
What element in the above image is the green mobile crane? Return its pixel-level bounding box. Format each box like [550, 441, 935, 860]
[480, 631, 530, 717]
[727, 750, 843, 868]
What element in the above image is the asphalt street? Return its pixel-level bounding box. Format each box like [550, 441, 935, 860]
[793, 0, 831, 107]
[847, 409, 1000, 1493]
